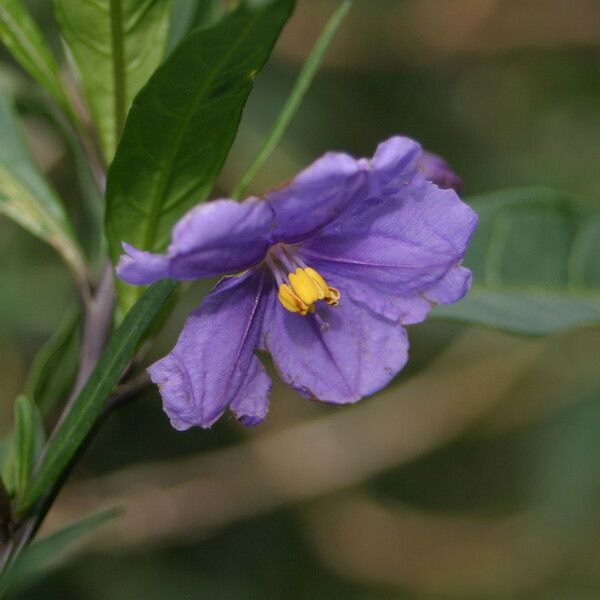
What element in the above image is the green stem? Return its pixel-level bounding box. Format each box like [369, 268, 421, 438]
[231, 0, 352, 200]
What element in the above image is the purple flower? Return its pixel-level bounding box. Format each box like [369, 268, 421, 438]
[118, 137, 477, 430]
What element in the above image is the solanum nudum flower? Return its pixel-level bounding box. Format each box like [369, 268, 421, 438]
[118, 137, 478, 429]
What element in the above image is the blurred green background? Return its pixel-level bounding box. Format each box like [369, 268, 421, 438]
[2, 0, 600, 598]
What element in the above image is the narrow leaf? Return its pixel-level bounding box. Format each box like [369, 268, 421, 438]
[0, 0, 74, 119]
[232, 0, 351, 199]
[1, 508, 119, 594]
[433, 188, 600, 334]
[0, 93, 88, 292]
[19, 279, 176, 513]
[53, 0, 174, 161]
[24, 308, 81, 420]
[106, 0, 294, 313]
[13, 395, 44, 504]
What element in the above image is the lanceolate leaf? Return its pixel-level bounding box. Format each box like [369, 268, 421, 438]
[19, 279, 176, 514]
[106, 0, 294, 313]
[13, 396, 44, 505]
[0, 0, 74, 120]
[0, 93, 87, 289]
[433, 188, 600, 335]
[24, 308, 81, 420]
[53, 0, 173, 161]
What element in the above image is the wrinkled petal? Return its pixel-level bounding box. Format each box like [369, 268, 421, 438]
[118, 198, 274, 285]
[367, 136, 422, 197]
[301, 176, 477, 323]
[264, 290, 408, 404]
[147, 271, 270, 429]
[425, 265, 472, 304]
[229, 358, 271, 426]
[418, 150, 463, 192]
[267, 152, 367, 243]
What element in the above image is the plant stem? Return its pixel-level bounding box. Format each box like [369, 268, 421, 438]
[231, 0, 352, 199]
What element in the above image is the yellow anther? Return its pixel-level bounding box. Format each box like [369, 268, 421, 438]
[278, 284, 312, 315]
[305, 267, 340, 306]
[288, 268, 325, 306]
[324, 286, 341, 307]
[277, 267, 341, 315]
[304, 267, 328, 295]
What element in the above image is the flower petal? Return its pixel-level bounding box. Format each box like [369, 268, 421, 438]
[118, 198, 274, 284]
[300, 177, 478, 323]
[147, 271, 270, 429]
[264, 290, 408, 405]
[267, 152, 367, 243]
[117, 242, 169, 285]
[367, 135, 422, 196]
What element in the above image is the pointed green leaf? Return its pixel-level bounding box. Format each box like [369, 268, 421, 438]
[0, 93, 88, 289]
[106, 0, 294, 314]
[18, 279, 176, 514]
[433, 188, 600, 334]
[0, 396, 45, 500]
[24, 308, 81, 420]
[13, 396, 44, 505]
[0, 0, 74, 119]
[53, 0, 174, 161]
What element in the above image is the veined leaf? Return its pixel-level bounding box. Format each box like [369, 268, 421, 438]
[53, 0, 174, 161]
[19, 279, 176, 514]
[0, 92, 87, 289]
[433, 188, 600, 335]
[0, 0, 74, 120]
[106, 0, 294, 314]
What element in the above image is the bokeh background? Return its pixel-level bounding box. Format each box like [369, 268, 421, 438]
[2, 0, 600, 598]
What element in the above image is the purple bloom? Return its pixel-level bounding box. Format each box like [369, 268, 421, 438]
[118, 137, 478, 430]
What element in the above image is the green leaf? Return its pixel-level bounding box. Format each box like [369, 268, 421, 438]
[105, 0, 294, 314]
[0, 0, 74, 120]
[0, 92, 88, 290]
[232, 0, 351, 199]
[1, 508, 119, 595]
[18, 279, 176, 514]
[167, 0, 222, 52]
[0, 438, 16, 497]
[24, 308, 81, 421]
[53, 0, 174, 161]
[433, 188, 600, 334]
[13, 396, 44, 505]
[0, 396, 44, 500]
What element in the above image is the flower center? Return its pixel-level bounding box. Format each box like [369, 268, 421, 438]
[265, 245, 340, 316]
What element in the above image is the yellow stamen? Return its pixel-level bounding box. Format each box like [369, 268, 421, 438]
[289, 268, 324, 306]
[278, 284, 311, 315]
[277, 267, 341, 315]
